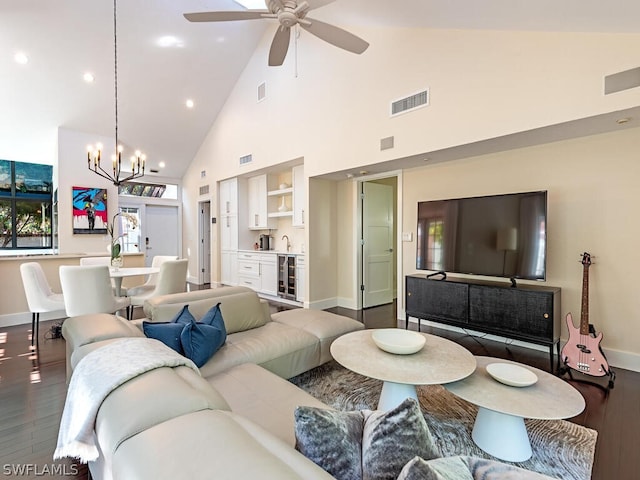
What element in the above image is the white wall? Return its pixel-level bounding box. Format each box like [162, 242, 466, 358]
[181, 25, 640, 367]
[400, 126, 640, 370]
[57, 127, 119, 254]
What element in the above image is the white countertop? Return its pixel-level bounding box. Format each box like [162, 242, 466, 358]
[238, 249, 304, 255]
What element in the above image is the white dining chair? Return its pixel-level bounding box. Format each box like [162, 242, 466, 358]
[80, 256, 129, 295]
[128, 259, 188, 319]
[125, 255, 178, 297]
[20, 262, 66, 346]
[59, 265, 131, 318]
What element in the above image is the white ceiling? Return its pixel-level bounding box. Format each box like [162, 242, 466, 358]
[1, 0, 639, 180]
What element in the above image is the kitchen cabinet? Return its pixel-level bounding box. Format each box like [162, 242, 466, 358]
[237, 251, 277, 295]
[248, 175, 276, 230]
[292, 164, 305, 227]
[220, 178, 241, 285]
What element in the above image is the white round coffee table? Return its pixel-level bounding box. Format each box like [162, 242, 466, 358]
[445, 356, 586, 462]
[330, 329, 476, 410]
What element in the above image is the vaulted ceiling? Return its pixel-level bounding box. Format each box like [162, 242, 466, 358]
[1, 0, 639, 180]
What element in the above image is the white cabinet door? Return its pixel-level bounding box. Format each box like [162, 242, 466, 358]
[260, 254, 278, 296]
[220, 214, 238, 251]
[296, 256, 305, 302]
[221, 251, 237, 286]
[292, 165, 305, 227]
[248, 175, 276, 230]
[220, 178, 238, 216]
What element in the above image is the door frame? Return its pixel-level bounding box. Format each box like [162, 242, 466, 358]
[355, 170, 403, 317]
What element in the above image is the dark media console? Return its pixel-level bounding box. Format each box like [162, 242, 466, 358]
[405, 274, 561, 371]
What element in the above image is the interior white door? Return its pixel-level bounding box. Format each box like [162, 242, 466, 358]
[362, 182, 394, 308]
[145, 205, 179, 267]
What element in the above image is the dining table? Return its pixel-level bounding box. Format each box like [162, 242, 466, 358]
[109, 266, 159, 296]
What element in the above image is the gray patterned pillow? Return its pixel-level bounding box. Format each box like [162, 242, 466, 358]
[294, 407, 365, 480]
[294, 398, 439, 480]
[362, 399, 440, 480]
[397, 456, 474, 480]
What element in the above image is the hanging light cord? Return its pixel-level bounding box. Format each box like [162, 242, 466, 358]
[113, 0, 119, 152]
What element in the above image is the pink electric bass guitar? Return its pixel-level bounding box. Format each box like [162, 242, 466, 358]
[561, 252, 612, 378]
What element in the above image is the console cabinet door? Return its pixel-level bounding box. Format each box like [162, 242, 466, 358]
[405, 276, 469, 325]
[468, 286, 555, 341]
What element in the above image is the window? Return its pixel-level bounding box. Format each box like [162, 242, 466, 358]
[0, 160, 53, 250]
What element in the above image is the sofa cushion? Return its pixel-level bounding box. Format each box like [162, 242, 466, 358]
[397, 456, 473, 480]
[181, 318, 226, 368]
[208, 363, 329, 446]
[217, 292, 268, 334]
[198, 322, 320, 380]
[294, 398, 439, 480]
[112, 410, 335, 480]
[142, 321, 185, 354]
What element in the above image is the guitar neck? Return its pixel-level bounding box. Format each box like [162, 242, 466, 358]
[580, 263, 590, 335]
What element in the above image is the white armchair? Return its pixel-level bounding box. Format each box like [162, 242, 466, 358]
[59, 265, 131, 318]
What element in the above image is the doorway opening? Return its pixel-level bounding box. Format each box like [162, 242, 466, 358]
[358, 173, 400, 310]
[198, 201, 212, 285]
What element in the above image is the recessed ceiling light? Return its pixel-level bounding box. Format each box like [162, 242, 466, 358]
[159, 161, 166, 168]
[14, 52, 28, 64]
[185, 99, 195, 109]
[616, 117, 631, 125]
[233, 0, 266, 9]
[157, 35, 184, 48]
[83, 72, 95, 83]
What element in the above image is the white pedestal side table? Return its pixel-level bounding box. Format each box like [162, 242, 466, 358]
[330, 329, 476, 410]
[445, 356, 585, 462]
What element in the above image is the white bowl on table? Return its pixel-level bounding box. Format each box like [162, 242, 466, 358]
[486, 362, 538, 387]
[371, 329, 426, 355]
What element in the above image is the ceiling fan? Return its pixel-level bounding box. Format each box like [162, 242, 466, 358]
[184, 0, 369, 66]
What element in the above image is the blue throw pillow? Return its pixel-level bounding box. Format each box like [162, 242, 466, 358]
[171, 305, 196, 325]
[200, 303, 227, 345]
[180, 319, 226, 368]
[142, 321, 185, 355]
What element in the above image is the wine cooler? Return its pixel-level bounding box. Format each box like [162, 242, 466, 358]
[277, 254, 296, 300]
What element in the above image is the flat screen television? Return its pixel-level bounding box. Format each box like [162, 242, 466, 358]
[416, 191, 547, 281]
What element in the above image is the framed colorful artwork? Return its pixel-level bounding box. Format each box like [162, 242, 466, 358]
[72, 186, 107, 234]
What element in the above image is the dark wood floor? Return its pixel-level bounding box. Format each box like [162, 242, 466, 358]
[1, 300, 637, 479]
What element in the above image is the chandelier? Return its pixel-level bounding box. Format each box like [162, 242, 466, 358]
[87, 0, 145, 186]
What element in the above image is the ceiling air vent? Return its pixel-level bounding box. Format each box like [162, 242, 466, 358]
[199, 185, 210, 196]
[391, 88, 429, 117]
[257, 82, 266, 102]
[239, 154, 253, 166]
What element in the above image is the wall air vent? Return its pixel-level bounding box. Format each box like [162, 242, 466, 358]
[380, 136, 395, 151]
[605, 66, 640, 95]
[239, 154, 253, 166]
[257, 81, 266, 102]
[199, 185, 210, 196]
[391, 88, 429, 117]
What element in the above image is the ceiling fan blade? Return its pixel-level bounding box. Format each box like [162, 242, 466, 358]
[269, 26, 291, 66]
[184, 11, 268, 22]
[299, 18, 369, 54]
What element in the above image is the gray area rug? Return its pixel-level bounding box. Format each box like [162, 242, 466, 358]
[289, 361, 596, 480]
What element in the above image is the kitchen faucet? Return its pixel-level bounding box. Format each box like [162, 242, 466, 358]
[282, 235, 291, 252]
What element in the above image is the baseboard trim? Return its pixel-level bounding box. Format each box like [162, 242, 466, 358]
[307, 297, 338, 311]
[0, 310, 67, 328]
